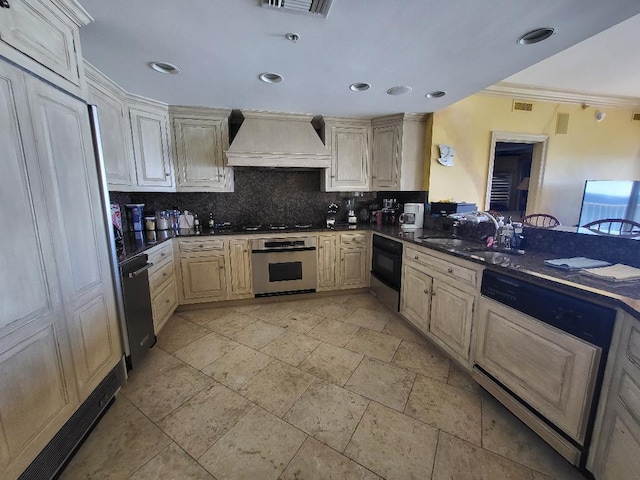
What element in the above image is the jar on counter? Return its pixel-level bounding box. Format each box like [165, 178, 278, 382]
[144, 216, 156, 231]
[156, 210, 170, 231]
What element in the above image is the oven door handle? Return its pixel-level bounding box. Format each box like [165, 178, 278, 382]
[252, 247, 317, 253]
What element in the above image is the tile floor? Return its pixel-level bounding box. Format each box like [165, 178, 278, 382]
[60, 292, 587, 480]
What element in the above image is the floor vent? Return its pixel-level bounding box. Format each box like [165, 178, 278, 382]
[513, 100, 533, 112]
[262, 0, 333, 18]
[18, 364, 122, 480]
[633, 112, 640, 121]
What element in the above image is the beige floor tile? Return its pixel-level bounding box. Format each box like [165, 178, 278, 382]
[268, 309, 325, 333]
[280, 437, 381, 480]
[308, 318, 360, 347]
[392, 340, 450, 381]
[288, 296, 340, 312]
[122, 362, 213, 422]
[405, 375, 482, 445]
[345, 357, 415, 411]
[246, 301, 296, 322]
[432, 431, 535, 480]
[348, 293, 389, 312]
[531, 472, 557, 480]
[158, 382, 254, 458]
[202, 344, 273, 390]
[345, 328, 401, 362]
[59, 396, 171, 480]
[344, 402, 439, 480]
[230, 303, 262, 314]
[175, 306, 236, 327]
[481, 395, 586, 480]
[314, 302, 359, 320]
[155, 315, 211, 353]
[447, 363, 482, 393]
[298, 342, 364, 386]
[343, 307, 393, 332]
[239, 359, 316, 417]
[382, 316, 427, 345]
[123, 347, 183, 390]
[173, 331, 239, 370]
[284, 380, 369, 452]
[185, 310, 257, 337]
[230, 319, 286, 349]
[260, 329, 321, 366]
[199, 406, 306, 480]
[129, 443, 214, 479]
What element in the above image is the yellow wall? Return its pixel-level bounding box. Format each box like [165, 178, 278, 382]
[427, 94, 640, 225]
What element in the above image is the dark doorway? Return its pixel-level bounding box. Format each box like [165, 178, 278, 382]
[490, 142, 533, 219]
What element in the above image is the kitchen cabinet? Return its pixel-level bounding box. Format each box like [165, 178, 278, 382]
[401, 245, 479, 367]
[170, 106, 233, 192]
[228, 238, 253, 298]
[0, 58, 121, 479]
[317, 234, 337, 290]
[85, 62, 136, 189]
[338, 232, 369, 288]
[175, 238, 228, 303]
[371, 114, 429, 191]
[0, 0, 90, 97]
[127, 94, 174, 191]
[589, 312, 640, 479]
[146, 242, 177, 333]
[322, 118, 371, 191]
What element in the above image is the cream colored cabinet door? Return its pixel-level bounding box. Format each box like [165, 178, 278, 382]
[180, 255, 227, 301]
[318, 234, 337, 290]
[26, 75, 122, 400]
[128, 99, 173, 189]
[228, 239, 252, 298]
[325, 125, 370, 191]
[172, 113, 233, 192]
[0, 59, 79, 480]
[151, 279, 178, 333]
[475, 297, 600, 443]
[429, 278, 474, 362]
[371, 123, 400, 190]
[0, 0, 81, 87]
[400, 264, 432, 334]
[339, 248, 368, 288]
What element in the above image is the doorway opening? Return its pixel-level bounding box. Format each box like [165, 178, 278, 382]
[486, 131, 549, 221]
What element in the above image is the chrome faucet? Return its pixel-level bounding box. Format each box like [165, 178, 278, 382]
[478, 211, 500, 242]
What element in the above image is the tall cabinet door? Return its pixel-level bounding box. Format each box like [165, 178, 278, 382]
[371, 124, 400, 190]
[317, 234, 337, 290]
[129, 103, 173, 188]
[400, 265, 432, 333]
[228, 239, 252, 297]
[327, 126, 370, 191]
[26, 76, 121, 400]
[0, 60, 79, 480]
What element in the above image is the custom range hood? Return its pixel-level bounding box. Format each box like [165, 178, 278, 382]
[225, 110, 331, 168]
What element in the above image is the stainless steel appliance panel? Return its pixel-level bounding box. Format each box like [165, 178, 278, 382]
[252, 249, 317, 295]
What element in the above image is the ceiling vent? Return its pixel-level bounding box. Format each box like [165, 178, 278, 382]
[512, 100, 533, 112]
[261, 0, 333, 18]
[633, 112, 640, 121]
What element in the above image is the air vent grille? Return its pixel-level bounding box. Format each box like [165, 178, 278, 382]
[262, 0, 333, 17]
[633, 112, 640, 121]
[513, 100, 533, 112]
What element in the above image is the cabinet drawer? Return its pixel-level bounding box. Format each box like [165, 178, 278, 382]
[149, 258, 174, 295]
[147, 241, 173, 268]
[152, 279, 178, 330]
[340, 232, 368, 246]
[406, 246, 477, 287]
[178, 238, 225, 252]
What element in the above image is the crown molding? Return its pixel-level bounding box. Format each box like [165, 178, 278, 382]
[480, 82, 640, 109]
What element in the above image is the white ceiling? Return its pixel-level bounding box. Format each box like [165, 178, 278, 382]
[78, 0, 640, 117]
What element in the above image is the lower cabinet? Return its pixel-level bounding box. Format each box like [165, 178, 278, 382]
[589, 312, 640, 479]
[146, 242, 178, 333]
[430, 278, 474, 361]
[180, 255, 227, 302]
[317, 234, 337, 290]
[400, 264, 432, 331]
[228, 239, 253, 298]
[338, 232, 369, 289]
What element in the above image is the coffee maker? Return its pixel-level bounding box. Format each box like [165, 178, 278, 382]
[399, 203, 425, 229]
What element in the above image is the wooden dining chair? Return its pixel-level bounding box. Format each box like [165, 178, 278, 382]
[582, 218, 640, 237]
[521, 213, 561, 228]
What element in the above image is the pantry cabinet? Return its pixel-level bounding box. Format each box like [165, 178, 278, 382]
[170, 106, 233, 192]
[127, 94, 174, 190]
[322, 118, 371, 191]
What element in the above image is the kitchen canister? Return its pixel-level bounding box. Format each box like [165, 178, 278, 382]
[156, 211, 170, 231]
[144, 216, 156, 231]
[125, 203, 145, 232]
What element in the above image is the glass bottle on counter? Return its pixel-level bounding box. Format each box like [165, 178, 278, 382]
[208, 212, 215, 229]
[194, 213, 201, 233]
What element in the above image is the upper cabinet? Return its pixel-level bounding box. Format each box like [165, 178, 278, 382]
[170, 106, 233, 192]
[85, 62, 136, 189]
[322, 117, 371, 191]
[371, 114, 429, 191]
[127, 94, 174, 191]
[0, 0, 90, 97]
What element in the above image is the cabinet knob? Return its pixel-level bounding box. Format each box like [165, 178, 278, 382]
[165, 173, 170, 177]
[166, 299, 170, 303]
[161, 252, 166, 257]
[219, 266, 224, 270]
[447, 268, 453, 274]
[414, 255, 419, 260]
[163, 272, 167, 277]
[423, 289, 429, 294]
[199, 244, 204, 248]
[0, 0, 10, 8]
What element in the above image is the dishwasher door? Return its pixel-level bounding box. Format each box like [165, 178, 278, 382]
[120, 254, 156, 369]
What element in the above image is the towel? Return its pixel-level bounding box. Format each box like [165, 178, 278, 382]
[544, 257, 612, 271]
[581, 264, 640, 282]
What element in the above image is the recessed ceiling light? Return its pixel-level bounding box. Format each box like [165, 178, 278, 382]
[517, 28, 555, 45]
[285, 32, 300, 43]
[350, 82, 371, 92]
[387, 86, 412, 96]
[259, 72, 284, 84]
[149, 61, 180, 74]
[425, 90, 446, 99]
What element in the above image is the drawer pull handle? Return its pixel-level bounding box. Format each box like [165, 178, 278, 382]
[161, 252, 166, 257]
[447, 268, 453, 274]
[414, 255, 419, 260]
[199, 244, 204, 248]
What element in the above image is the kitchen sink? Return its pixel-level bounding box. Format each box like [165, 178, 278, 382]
[420, 238, 480, 249]
[468, 250, 515, 265]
